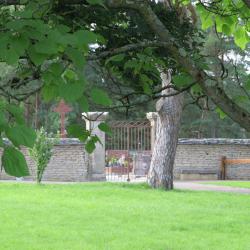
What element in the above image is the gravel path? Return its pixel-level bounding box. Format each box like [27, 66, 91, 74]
[174, 181, 250, 195]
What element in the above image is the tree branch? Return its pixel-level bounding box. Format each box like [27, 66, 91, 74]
[2, 0, 250, 130]
[88, 41, 170, 61]
[125, 0, 250, 131]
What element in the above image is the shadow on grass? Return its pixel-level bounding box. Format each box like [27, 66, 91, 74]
[114, 182, 192, 193]
[0, 180, 200, 195]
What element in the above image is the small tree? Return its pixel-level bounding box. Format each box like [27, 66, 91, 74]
[29, 127, 59, 184]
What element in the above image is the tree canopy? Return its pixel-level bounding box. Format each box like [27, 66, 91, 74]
[0, 0, 249, 176]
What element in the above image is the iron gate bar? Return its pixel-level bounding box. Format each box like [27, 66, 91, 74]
[106, 120, 151, 182]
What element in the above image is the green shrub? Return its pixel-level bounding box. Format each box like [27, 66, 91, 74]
[29, 128, 59, 184]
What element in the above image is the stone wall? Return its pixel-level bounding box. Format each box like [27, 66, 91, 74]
[130, 139, 250, 180]
[175, 139, 250, 180]
[0, 139, 90, 182]
[0, 112, 108, 182]
[1, 137, 250, 182]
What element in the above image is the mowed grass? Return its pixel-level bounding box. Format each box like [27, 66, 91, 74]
[0, 183, 250, 250]
[202, 181, 250, 189]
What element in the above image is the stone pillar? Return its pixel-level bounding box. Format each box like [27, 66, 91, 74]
[146, 112, 158, 151]
[83, 112, 109, 181]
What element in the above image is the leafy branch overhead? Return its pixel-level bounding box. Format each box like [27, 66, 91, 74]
[0, 0, 249, 176]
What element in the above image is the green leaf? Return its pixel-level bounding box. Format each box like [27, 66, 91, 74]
[66, 47, 86, 70]
[24, 28, 44, 41]
[85, 140, 95, 153]
[0, 137, 4, 147]
[85, 136, 101, 153]
[201, 12, 214, 30]
[98, 122, 112, 136]
[34, 38, 59, 55]
[15, 9, 33, 18]
[28, 47, 48, 66]
[140, 74, 153, 95]
[10, 34, 29, 56]
[0, 112, 7, 131]
[234, 27, 249, 50]
[91, 135, 102, 145]
[216, 107, 227, 119]
[191, 84, 202, 95]
[63, 69, 77, 81]
[222, 24, 232, 35]
[0, 33, 29, 64]
[5, 125, 36, 148]
[182, 0, 190, 5]
[172, 73, 194, 87]
[124, 59, 139, 70]
[2, 47, 19, 65]
[78, 96, 89, 112]
[2, 146, 29, 177]
[105, 54, 125, 65]
[199, 62, 210, 70]
[234, 95, 249, 103]
[140, 74, 153, 84]
[57, 24, 71, 33]
[215, 16, 223, 33]
[6, 20, 28, 30]
[142, 82, 152, 95]
[215, 16, 235, 34]
[67, 124, 90, 141]
[42, 84, 59, 102]
[244, 78, 250, 90]
[59, 80, 85, 102]
[90, 88, 112, 106]
[48, 63, 64, 76]
[24, 19, 49, 33]
[74, 30, 101, 48]
[6, 104, 25, 124]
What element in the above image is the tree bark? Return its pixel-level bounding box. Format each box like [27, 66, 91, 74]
[148, 71, 184, 190]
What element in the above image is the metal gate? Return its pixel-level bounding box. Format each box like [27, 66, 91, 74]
[105, 120, 152, 182]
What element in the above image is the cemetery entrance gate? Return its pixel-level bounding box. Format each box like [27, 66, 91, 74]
[105, 120, 152, 181]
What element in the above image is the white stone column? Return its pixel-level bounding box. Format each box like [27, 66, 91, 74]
[82, 112, 109, 181]
[146, 112, 158, 151]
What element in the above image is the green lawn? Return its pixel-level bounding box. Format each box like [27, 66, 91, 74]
[201, 181, 250, 189]
[0, 182, 250, 250]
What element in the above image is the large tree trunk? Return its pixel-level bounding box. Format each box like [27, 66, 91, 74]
[147, 71, 184, 190]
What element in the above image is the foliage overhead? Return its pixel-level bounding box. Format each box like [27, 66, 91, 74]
[0, 0, 249, 176]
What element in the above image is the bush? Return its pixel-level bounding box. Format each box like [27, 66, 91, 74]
[29, 127, 59, 183]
